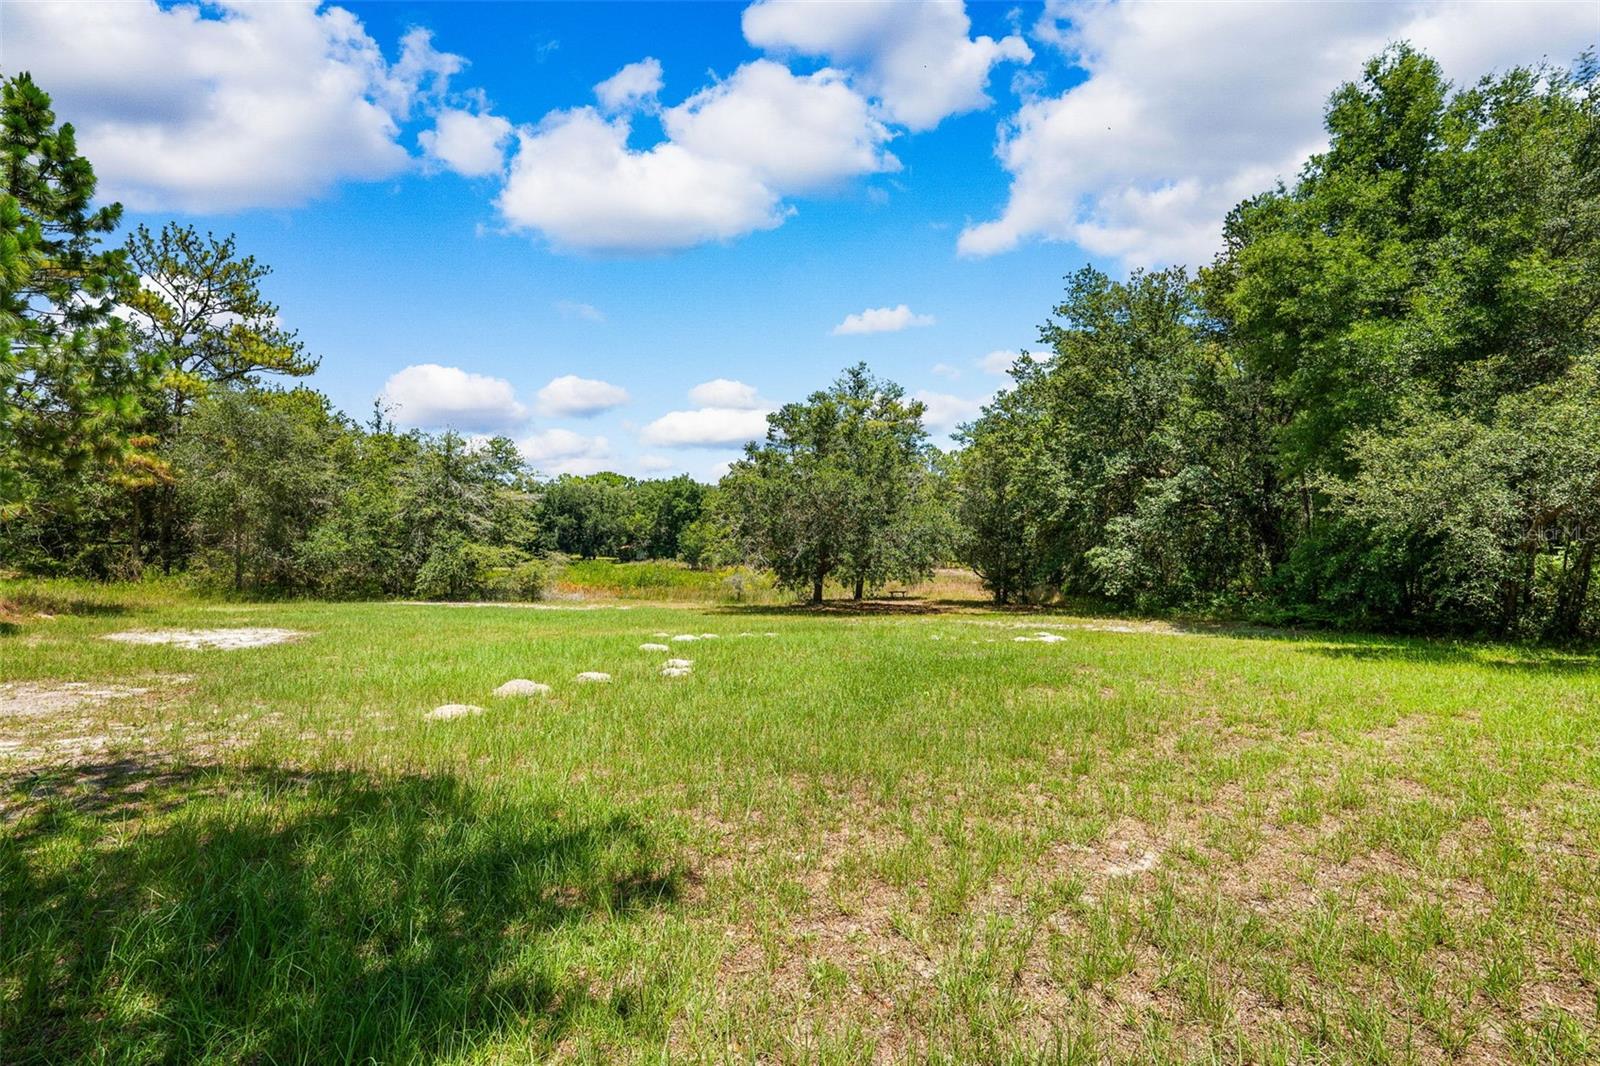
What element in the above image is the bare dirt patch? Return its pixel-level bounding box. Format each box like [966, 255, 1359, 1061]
[104, 627, 303, 650]
[0, 680, 158, 720]
[0, 675, 193, 764]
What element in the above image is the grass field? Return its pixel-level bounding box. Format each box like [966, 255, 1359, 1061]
[1, 584, 1597, 1063]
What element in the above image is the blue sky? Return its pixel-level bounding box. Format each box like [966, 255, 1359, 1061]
[8, 0, 1595, 478]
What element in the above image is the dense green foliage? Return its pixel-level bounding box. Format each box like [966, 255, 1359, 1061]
[0, 72, 148, 516]
[537, 472, 705, 561]
[958, 47, 1600, 637]
[724, 364, 944, 602]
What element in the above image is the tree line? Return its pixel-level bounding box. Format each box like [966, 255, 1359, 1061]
[954, 46, 1600, 639]
[4, 45, 1599, 636]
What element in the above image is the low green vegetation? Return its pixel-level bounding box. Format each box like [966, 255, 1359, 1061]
[2, 590, 1596, 1062]
[555, 559, 780, 602]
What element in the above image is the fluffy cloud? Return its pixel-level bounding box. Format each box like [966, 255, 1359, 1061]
[742, 0, 1031, 130]
[663, 59, 898, 191]
[914, 389, 985, 432]
[381, 363, 527, 431]
[497, 56, 897, 253]
[420, 107, 513, 176]
[641, 407, 772, 448]
[687, 378, 763, 409]
[832, 304, 935, 335]
[5, 2, 461, 211]
[535, 374, 630, 417]
[595, 57, 664, 111]
[979, 349, 1047, 374]
[517, 428, 612, 475]
[960, 0, 1599, 264]
[497, 107, 783, 253]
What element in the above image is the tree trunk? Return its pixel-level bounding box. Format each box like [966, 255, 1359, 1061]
[1551, 538, 1595, 639]
[158, 485, 175, 575]
[853, 574, 864, 600]
[811, 572, 824, 605]
[129, 493, 144, 579]
[232, 524, 244, 592]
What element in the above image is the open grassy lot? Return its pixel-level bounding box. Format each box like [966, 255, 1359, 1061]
[1, 588, 1597, 1063]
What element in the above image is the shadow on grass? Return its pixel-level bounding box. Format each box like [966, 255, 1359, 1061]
[0, 759, 680, 1064]
[711, 597, 967, 617]
[1298, 641, 1599, 673]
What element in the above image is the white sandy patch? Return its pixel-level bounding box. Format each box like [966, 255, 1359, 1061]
[426, 703, 484, 720]
[639, 643, 670, 652]
[670, 634, 699, 642]
[698, 633, 719, 639]
[660, 666, 692, 678]
[575, 671, 611, 683]
[1013, 632, 1068, 643]
[493, 679, 551, 698]
[0, 680, 159, 719]
[663, 658, 694, 668]
[105, 627, 302, 650]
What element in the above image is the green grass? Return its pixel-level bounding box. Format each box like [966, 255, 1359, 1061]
[554, 559, 782, 603]
[1, 586, 1597, 1062]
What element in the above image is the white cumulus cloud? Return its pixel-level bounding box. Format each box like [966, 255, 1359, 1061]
[496, 107, 783, 253]
[535, 374, 630, 417]
[496, 55, 897, 253]
[595, 57, 664, 112]
[641, 407, 772, 448]
[914, 389, 986, 432]
[687, 378, 764, 409]
[382, 363, 528, 432]
[420, 106, 513, 177]
[742, 0, 1032, 130]
[832, 304, 935, 335]
[5, 2, 462, 211]
[663, 59, 898, 191]
[959, 0, 1599, 265]
[517, 428, 613, 475]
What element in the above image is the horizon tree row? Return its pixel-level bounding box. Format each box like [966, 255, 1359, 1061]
[5, 46, 1599, 636]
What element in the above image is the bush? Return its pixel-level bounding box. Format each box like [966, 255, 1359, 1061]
[483, 559, 549, 602]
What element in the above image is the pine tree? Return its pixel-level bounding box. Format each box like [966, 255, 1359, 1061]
[0, 72, 147, 513]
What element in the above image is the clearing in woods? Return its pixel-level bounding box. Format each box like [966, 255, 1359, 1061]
[1, 585, 1596, 1063]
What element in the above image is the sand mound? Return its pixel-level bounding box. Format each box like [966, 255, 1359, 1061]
[493, 679, 550, 698]
[425, 703, 483, 720]
[105, 627, 302, 650]
[661, 666, 692, 678]
[1013, 632, 1068, 643]
[663, 658, 694, 668]
[575, 671, 611, 683]
[670, 634, 699, 642]
[639, 642, 670, 652]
